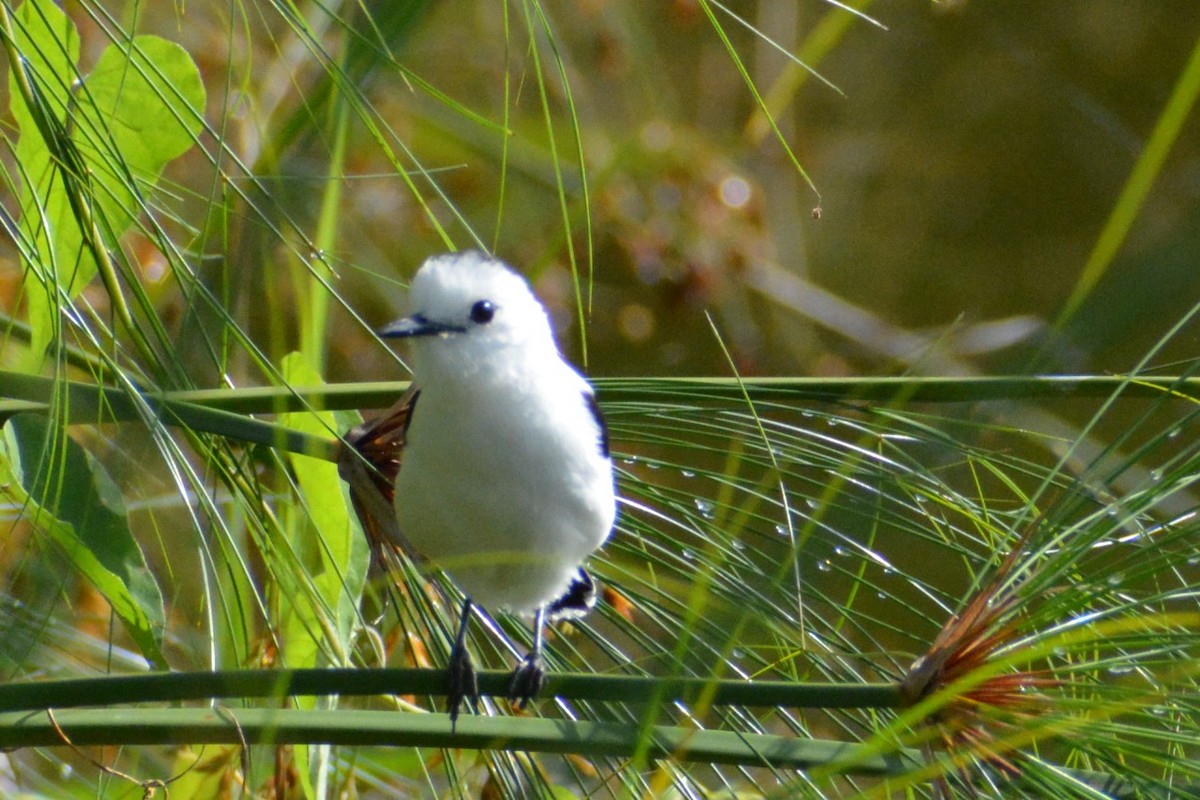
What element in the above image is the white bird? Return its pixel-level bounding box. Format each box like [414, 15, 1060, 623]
[366, 251, 616, 724]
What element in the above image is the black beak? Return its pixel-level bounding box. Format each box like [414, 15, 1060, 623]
[378, 314, 466, 338]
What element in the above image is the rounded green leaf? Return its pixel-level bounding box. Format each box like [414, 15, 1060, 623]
[80, 35, 206, 171]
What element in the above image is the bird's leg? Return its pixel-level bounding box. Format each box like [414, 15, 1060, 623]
[447, 597, 478, 728]
[508, 606, 547, 709]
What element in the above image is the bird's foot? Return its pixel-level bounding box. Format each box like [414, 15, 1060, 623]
[508, 651, 546, 709]
[447, 642, 478, 729]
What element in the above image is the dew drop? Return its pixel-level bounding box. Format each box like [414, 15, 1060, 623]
[681, 470, 696, 479]
[817, 559, 833, 573]
[693, 498, 715, 519]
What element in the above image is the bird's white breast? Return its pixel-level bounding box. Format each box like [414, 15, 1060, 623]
[394, 357, 615, 613]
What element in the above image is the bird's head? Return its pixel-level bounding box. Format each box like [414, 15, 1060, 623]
[380, 251, 559, 378]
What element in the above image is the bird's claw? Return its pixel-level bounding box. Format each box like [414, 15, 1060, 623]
[447, 642, 478, 729]
[508, 652, 546, 709]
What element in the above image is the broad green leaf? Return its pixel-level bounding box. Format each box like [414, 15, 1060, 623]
[9, 0, 205, 364]
[73, 34, 205, 253]
[0, 414, 166, 668]
[8, 0, 78, 129]
[81, 36, 205, 169]
[279, 353, 369, 800]
[279, 351, 369, 670]
[10, 0, 81, 366]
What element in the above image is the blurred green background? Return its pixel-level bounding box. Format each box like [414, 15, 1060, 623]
[8, 1, 1196, 385]
[63, 0, 1190, 386]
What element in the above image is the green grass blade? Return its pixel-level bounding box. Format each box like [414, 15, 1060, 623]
[1057, 31, 1200, 324]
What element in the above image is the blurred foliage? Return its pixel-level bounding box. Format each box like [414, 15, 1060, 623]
[0, 2, 1191, 382]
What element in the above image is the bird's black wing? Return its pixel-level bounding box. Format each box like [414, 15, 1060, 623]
[545, 568, 598, 622]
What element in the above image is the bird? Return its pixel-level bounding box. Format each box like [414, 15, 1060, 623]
[355, 250, 616, 725]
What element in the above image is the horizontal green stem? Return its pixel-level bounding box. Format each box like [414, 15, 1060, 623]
[0, 679, 1162, 792]
[4, 372, 1196, 458]
[0, 706, 921, 775]
[0, 667, 901, 712]
[0, 372, 338, 459]
[7, 372, 1200, 416]
[600, 375, 1200, 403]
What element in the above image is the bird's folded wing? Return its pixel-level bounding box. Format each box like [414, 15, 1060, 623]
[337, 385, 426, 565]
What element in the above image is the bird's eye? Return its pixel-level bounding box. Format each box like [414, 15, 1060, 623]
[469, 300, 495, 324]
